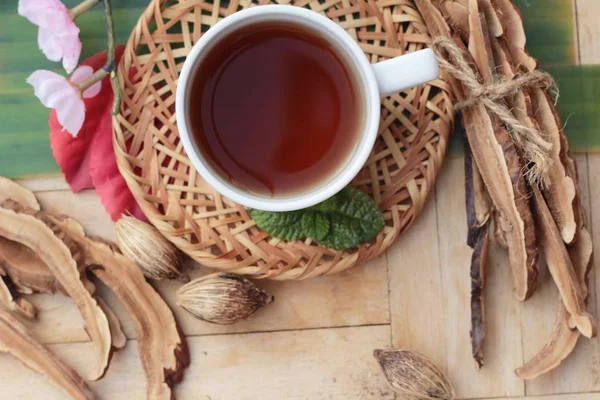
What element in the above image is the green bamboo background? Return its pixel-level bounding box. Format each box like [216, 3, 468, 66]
[516, 0, 600, 153]
[0, 0, 598, 178]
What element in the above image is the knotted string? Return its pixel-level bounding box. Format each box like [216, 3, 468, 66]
[432, 36, 555, 187]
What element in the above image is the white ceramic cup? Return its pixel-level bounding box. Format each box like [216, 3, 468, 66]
[177, 5, 439, 212]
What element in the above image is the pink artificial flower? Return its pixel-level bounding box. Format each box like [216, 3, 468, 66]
[27, 66, 102, 137]
[18, 0, 82, 73]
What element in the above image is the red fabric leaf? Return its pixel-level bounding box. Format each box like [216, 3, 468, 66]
[49, 48, 117, 192]
[89, 111, 147, 221]
[50, 46, 146, 221]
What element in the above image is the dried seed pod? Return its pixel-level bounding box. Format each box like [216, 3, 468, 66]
[176, 273, 274, 324]
[114, 216, 188, 282]
[373, 349, 455, 400]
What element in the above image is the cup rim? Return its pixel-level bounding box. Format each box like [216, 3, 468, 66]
[176, 5, 380, 212]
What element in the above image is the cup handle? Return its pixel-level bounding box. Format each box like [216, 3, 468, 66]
[371, 48, 439, 97]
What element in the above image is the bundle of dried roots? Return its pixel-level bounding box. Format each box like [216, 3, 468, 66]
[414, 0, 595, 377]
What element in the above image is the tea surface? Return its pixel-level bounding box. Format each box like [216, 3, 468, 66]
[189, 23, 360, 196]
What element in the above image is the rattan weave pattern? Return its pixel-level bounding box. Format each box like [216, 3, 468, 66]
[113, 0, 454, 280]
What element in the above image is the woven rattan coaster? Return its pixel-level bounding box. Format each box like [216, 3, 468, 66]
[113, 0, 454, 280]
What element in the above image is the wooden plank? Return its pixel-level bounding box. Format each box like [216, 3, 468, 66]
[575, 0, 600, 64]
[522, 155, 600, 395]
[435, 157, 524, 398]
[35, 190, 117, 239]
[19, 190, 390, 344]
[0, 325, 394, 400]
[588, 153, 600, 390]
[485, 394, 600, 400]
[387, 177, 447, 371]
[16, 176, 69, 193]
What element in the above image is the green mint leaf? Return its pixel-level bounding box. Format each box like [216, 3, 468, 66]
[250, 209, 305, 242]
[250, 187, 385, 250]
[301, 211, 330, 241]
[317, 188, 385, 250]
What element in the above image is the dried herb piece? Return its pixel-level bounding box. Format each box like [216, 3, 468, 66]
[373, 349, 455, 400]
[531, 190, 595, 338]
[0, 203, 111, 381]
[469, 0, 538, 300]
[0, 277, 36, 319]
[489, 0, 536, 69]
[487, 0, 578, 244]
[492, 211, 508, 249]
[177, 273, 274, 324]
[568, 228, 594, 300]
[465, 135, 491, 368]
[532, 92, 577, 244]
[465, 138, 492, 248]
[44, 213, 190, 400]
[0, 177, 188, 396]
[517, 223, 594, 379]
[442, 0, 469, 40]
[469, 220, 490, 369]
[97, 297, 126, 350]
[515, 306, 579, 380]
[0, 229, 124, 347]
[251, 187, 384, 250]
[115, 216, 188, 282]
[0, 176, 40, 210]
[0, 237, 63, 295]
[0, 307, 96, 400]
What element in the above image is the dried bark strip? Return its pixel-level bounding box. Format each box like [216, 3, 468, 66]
[568, 228, 594, 300]
[465, 138, 492, 247]
[531, 89, 578, 243]
[469, 219, 490, 369]
[441, 0, 470, 41]
[465, 131, 491, 368]
[465, 0, 538, 300]
[0, 204, 112, 381]
[516, 226, 593, 379]
[489, 0, 578, 244]
[98, 297, 127, 350]
[0, 181, 63, 295]
[493, 211, 508, 249]
[417, 0, 537, 300]
[0, 177, 187, 396]
[0, 176, 40, 211]
[0, 237, 64, 295]
[531, 189, 595, 338]
[567, 228, 593, 330]
[0, 276, 36, 319]
[45, 214, 190, 400]
[515, 306, 579, 379]
[0, 231, 125, 349]
[0, 306, 97, 400]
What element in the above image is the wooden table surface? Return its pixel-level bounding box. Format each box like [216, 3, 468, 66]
[2, 1, 600, 399]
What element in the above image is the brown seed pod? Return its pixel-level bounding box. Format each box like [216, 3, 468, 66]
[373, 349, 455, 400]
[176, 273, 274, 324]
[114, 216, 188, 282]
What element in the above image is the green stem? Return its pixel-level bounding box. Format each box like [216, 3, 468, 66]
[99, 0, 120, 116]
[72, 0, 120, 114]
[69, 0, 100, 20]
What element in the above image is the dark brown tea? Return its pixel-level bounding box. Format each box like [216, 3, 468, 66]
[188, 22, 361, 196]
